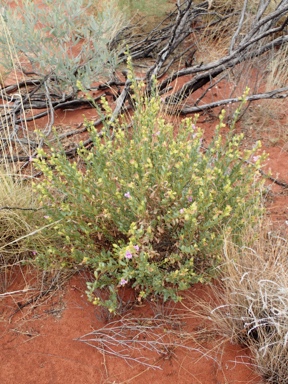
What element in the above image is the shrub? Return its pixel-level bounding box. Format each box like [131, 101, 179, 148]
[0, 0, 124, 94]
[34, 69, 265, 312]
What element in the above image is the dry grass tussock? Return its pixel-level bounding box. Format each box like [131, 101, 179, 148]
[205, 0, 279, 14]
[245, 45, 288, 145]
[85, 0, 128, 41]
[0, 8, 43, 293]
[0, 169, 74, 301]
[265, 45, 288, 90]
[0, 168, 45, 292]
[184, 222, 288, 383]
[243, 98, 288, 147]
[117, 0, 172, 19]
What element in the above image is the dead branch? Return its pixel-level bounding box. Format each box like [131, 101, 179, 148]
[0, 0, 288, 167]
[179, 86, 288, 114]
[163, 2, 288, 103]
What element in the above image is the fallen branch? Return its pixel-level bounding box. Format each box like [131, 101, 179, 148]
[179, 86, 288, 114]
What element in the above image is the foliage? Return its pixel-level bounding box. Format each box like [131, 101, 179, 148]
[0, 0, 124, 94]
[34, 67, 265, 312]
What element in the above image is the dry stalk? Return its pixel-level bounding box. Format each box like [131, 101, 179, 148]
[76, 314, 212, 369]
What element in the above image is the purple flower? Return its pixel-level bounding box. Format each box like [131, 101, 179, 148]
[125, 250, 133, 259]
[252, 156, 260, 162]
[187, 196, 193, 202]
[32, 250, 37, 256]
[180, 208, 184, 214]
[133, 245, 139, 252]
[124, 192, 131, 199]
[119, 278, 128, 286]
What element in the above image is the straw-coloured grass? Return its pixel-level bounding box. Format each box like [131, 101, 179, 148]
[0, 168, 45, 292]
[192, 223, 288, 383]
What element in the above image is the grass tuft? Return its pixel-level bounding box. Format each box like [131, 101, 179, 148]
[197, 222, 288, 383]
[0, 167, 45, 292]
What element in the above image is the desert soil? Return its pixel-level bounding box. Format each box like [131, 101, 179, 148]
[0, 3, 288, 383]
[1, 72, 287, 384]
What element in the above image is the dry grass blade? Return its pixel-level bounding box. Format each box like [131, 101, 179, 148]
[77, 314, 211, 369]
[188, 222, 288, 383]
[0, 168, 42, 291]
[0, 13, 50, 294]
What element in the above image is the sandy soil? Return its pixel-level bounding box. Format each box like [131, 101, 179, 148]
[0, 2, 288, 383]
[0, 271, 263, 384]
[1, 77, 287, 384]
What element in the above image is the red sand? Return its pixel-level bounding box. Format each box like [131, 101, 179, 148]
[0, 271, 263, 384]
[1, 3, 287, 382]
[1, 72, 287, 384]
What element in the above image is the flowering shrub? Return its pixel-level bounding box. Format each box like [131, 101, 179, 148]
[34, 71, 265, 312]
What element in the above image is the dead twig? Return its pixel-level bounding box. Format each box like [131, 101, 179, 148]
[77, 314, 209, 369]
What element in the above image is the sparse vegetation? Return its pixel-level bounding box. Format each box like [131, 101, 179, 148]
[0, 1, 287, 383]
